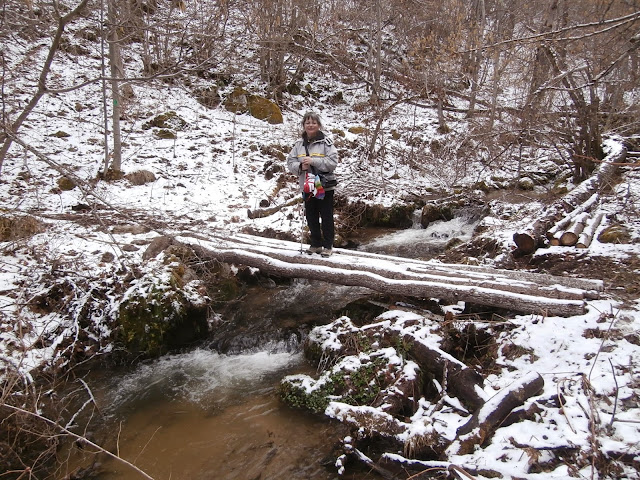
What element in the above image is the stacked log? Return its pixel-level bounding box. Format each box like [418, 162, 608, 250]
[576, 212, 604, 249]
[546, 193, 598, 246]
[513, 145, 625, 255]
[559, 212, 590, 246]
[172, 231, 602, 317]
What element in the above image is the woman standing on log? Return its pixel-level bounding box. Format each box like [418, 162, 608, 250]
[287, 112, 338, 257]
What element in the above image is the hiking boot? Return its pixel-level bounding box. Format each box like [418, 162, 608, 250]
[306, 246, 322, 255]
[321, 248, 333, 257]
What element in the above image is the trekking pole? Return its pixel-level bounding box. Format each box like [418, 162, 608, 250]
[299, 199, 305, 253]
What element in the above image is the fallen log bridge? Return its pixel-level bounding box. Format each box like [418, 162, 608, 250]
[176, 232, 603, 317]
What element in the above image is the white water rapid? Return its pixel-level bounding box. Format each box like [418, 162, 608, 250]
[358, 209, 481, 259]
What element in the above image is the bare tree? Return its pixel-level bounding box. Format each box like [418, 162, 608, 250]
[0, 0, 90, 176]
[248, 0, 321, 100]
[514, 1, 640, 179]
[106, 0, 123, 175]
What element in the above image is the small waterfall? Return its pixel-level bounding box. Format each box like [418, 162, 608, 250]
[411, 208, 423, 229]
[359, 208, 482, 259]
[102, 349, 303, 415]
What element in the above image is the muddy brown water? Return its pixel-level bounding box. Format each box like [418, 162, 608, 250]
[58, 351, 352, 480]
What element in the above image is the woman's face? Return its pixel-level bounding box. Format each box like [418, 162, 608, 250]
[304, 118, 320, 139]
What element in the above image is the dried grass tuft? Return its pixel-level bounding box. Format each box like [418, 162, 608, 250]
[0, 214, 44, 241]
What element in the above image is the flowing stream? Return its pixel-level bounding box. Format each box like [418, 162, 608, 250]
[60, 350, 345, 479]
[59, 214, 480, 479]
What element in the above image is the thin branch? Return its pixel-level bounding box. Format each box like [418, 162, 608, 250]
[608, 358, 619, 427]
[462, 11, 640, 53]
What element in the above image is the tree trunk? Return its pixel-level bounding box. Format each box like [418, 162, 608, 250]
[107, 0, 123, 174]
[466, 0, 486, 118]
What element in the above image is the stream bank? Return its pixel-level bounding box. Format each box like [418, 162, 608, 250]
[4, 205, 489, 480]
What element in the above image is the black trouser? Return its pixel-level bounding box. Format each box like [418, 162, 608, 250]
[305, 189, 334, 249]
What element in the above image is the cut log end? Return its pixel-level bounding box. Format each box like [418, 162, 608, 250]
[560, 231, 579, 246]
[513, 233, 536, 255]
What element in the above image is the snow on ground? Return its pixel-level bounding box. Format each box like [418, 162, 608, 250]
[1, 13, 639, 479]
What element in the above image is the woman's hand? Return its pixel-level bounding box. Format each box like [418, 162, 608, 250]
[301, 156, 313, 170]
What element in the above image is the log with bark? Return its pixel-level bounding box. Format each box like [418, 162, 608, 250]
[401, 333, 486, 411]
[547, 193, 598, 245]
[170, 232, 601, 317]
[247, 197, 301, 219]
[451, 371, 545, 455]
[513, 219, 552, 256]
[576, 212, 604, 249]
[559, 211, 590, 246]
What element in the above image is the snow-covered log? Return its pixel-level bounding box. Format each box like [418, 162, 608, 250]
[547, 193, 599, 241]
[559, 212, 590, 246]
[548, 229, 565, 247]
[513, 218, 555, 256]
[379, 455, 502, 480]
[327, 403, 450, 460]
[451, 372, 544, 455]
[576, 212, 604, 249]
[170, 232, 601, 317]
[400, 334, 486, 411]
[326, 403, 407, 438]
[247, 197, 300, 219]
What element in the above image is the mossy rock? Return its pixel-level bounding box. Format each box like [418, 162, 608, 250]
[278, 374, 340, 413]
[517, 177, 535, 191]
[348, 126, 367, 135]
[419, 204, 454, 228]
[57, 176, 76, 191]
[279, 353, 401, 414]
[598, 224, 631, 244]
[279, 359, 384, 413]
[286, 82, 302, 95]
[362, 204, 415, 229]
[143, 111, 188, 131]
[117, 266, 209, 357]
[0, 214, 43, 241]
[155, 129, 178, 140]
[224, 87, 283, 124]
[103, 168, 124, 181]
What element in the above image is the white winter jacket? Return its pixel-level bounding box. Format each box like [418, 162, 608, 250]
[286, 131, 338, 192]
